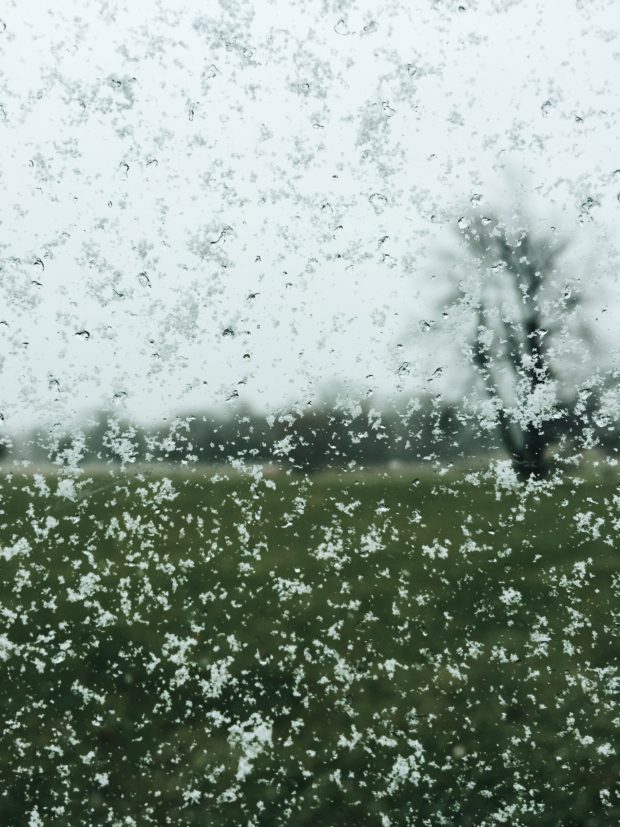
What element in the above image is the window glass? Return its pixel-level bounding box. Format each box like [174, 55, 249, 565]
[1, 2, 618, 824]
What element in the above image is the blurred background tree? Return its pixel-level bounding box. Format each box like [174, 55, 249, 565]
[451, 211, 587, 480]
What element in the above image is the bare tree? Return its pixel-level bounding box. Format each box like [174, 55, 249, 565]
[452, 212, 582, 480]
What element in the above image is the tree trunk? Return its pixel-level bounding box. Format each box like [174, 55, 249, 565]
[513, 426, 548, 481]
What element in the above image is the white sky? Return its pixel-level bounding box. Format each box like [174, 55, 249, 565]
[1, 0, 619, 431]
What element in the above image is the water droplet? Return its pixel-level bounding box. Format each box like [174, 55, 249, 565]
[222, 327, 235, 337]
[419, 320, 432, 333]
[470, 193, 482, 206]
[457, 216, 470, 230]
[406, 63, 417, 77]
[137, 272, 151, 288]
[210, 227, 231, 245]
[75, 329, 91, 340]
[300, 82, 310, 94]
[334, 19, 350, 35]
[541, 100, 552, 117]
[581, 196, 598, 211]
[369, 192, 388, 212]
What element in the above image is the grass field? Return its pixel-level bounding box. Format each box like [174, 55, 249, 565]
[0, 466, 618, 825]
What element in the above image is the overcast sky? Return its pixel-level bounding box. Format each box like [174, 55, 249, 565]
[1, 0, 619, 432]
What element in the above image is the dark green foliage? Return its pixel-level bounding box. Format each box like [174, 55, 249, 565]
[22, 377, 618, 476]
[23, 395, 599, 472]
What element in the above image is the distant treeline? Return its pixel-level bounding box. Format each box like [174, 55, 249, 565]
[14, 388, 619, 472]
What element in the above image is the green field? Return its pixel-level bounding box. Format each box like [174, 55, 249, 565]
[0, 468, 618, 825]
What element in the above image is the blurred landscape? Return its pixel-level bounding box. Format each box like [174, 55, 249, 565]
[1, 209, 618, 822]
[1, 0, 620, 823]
